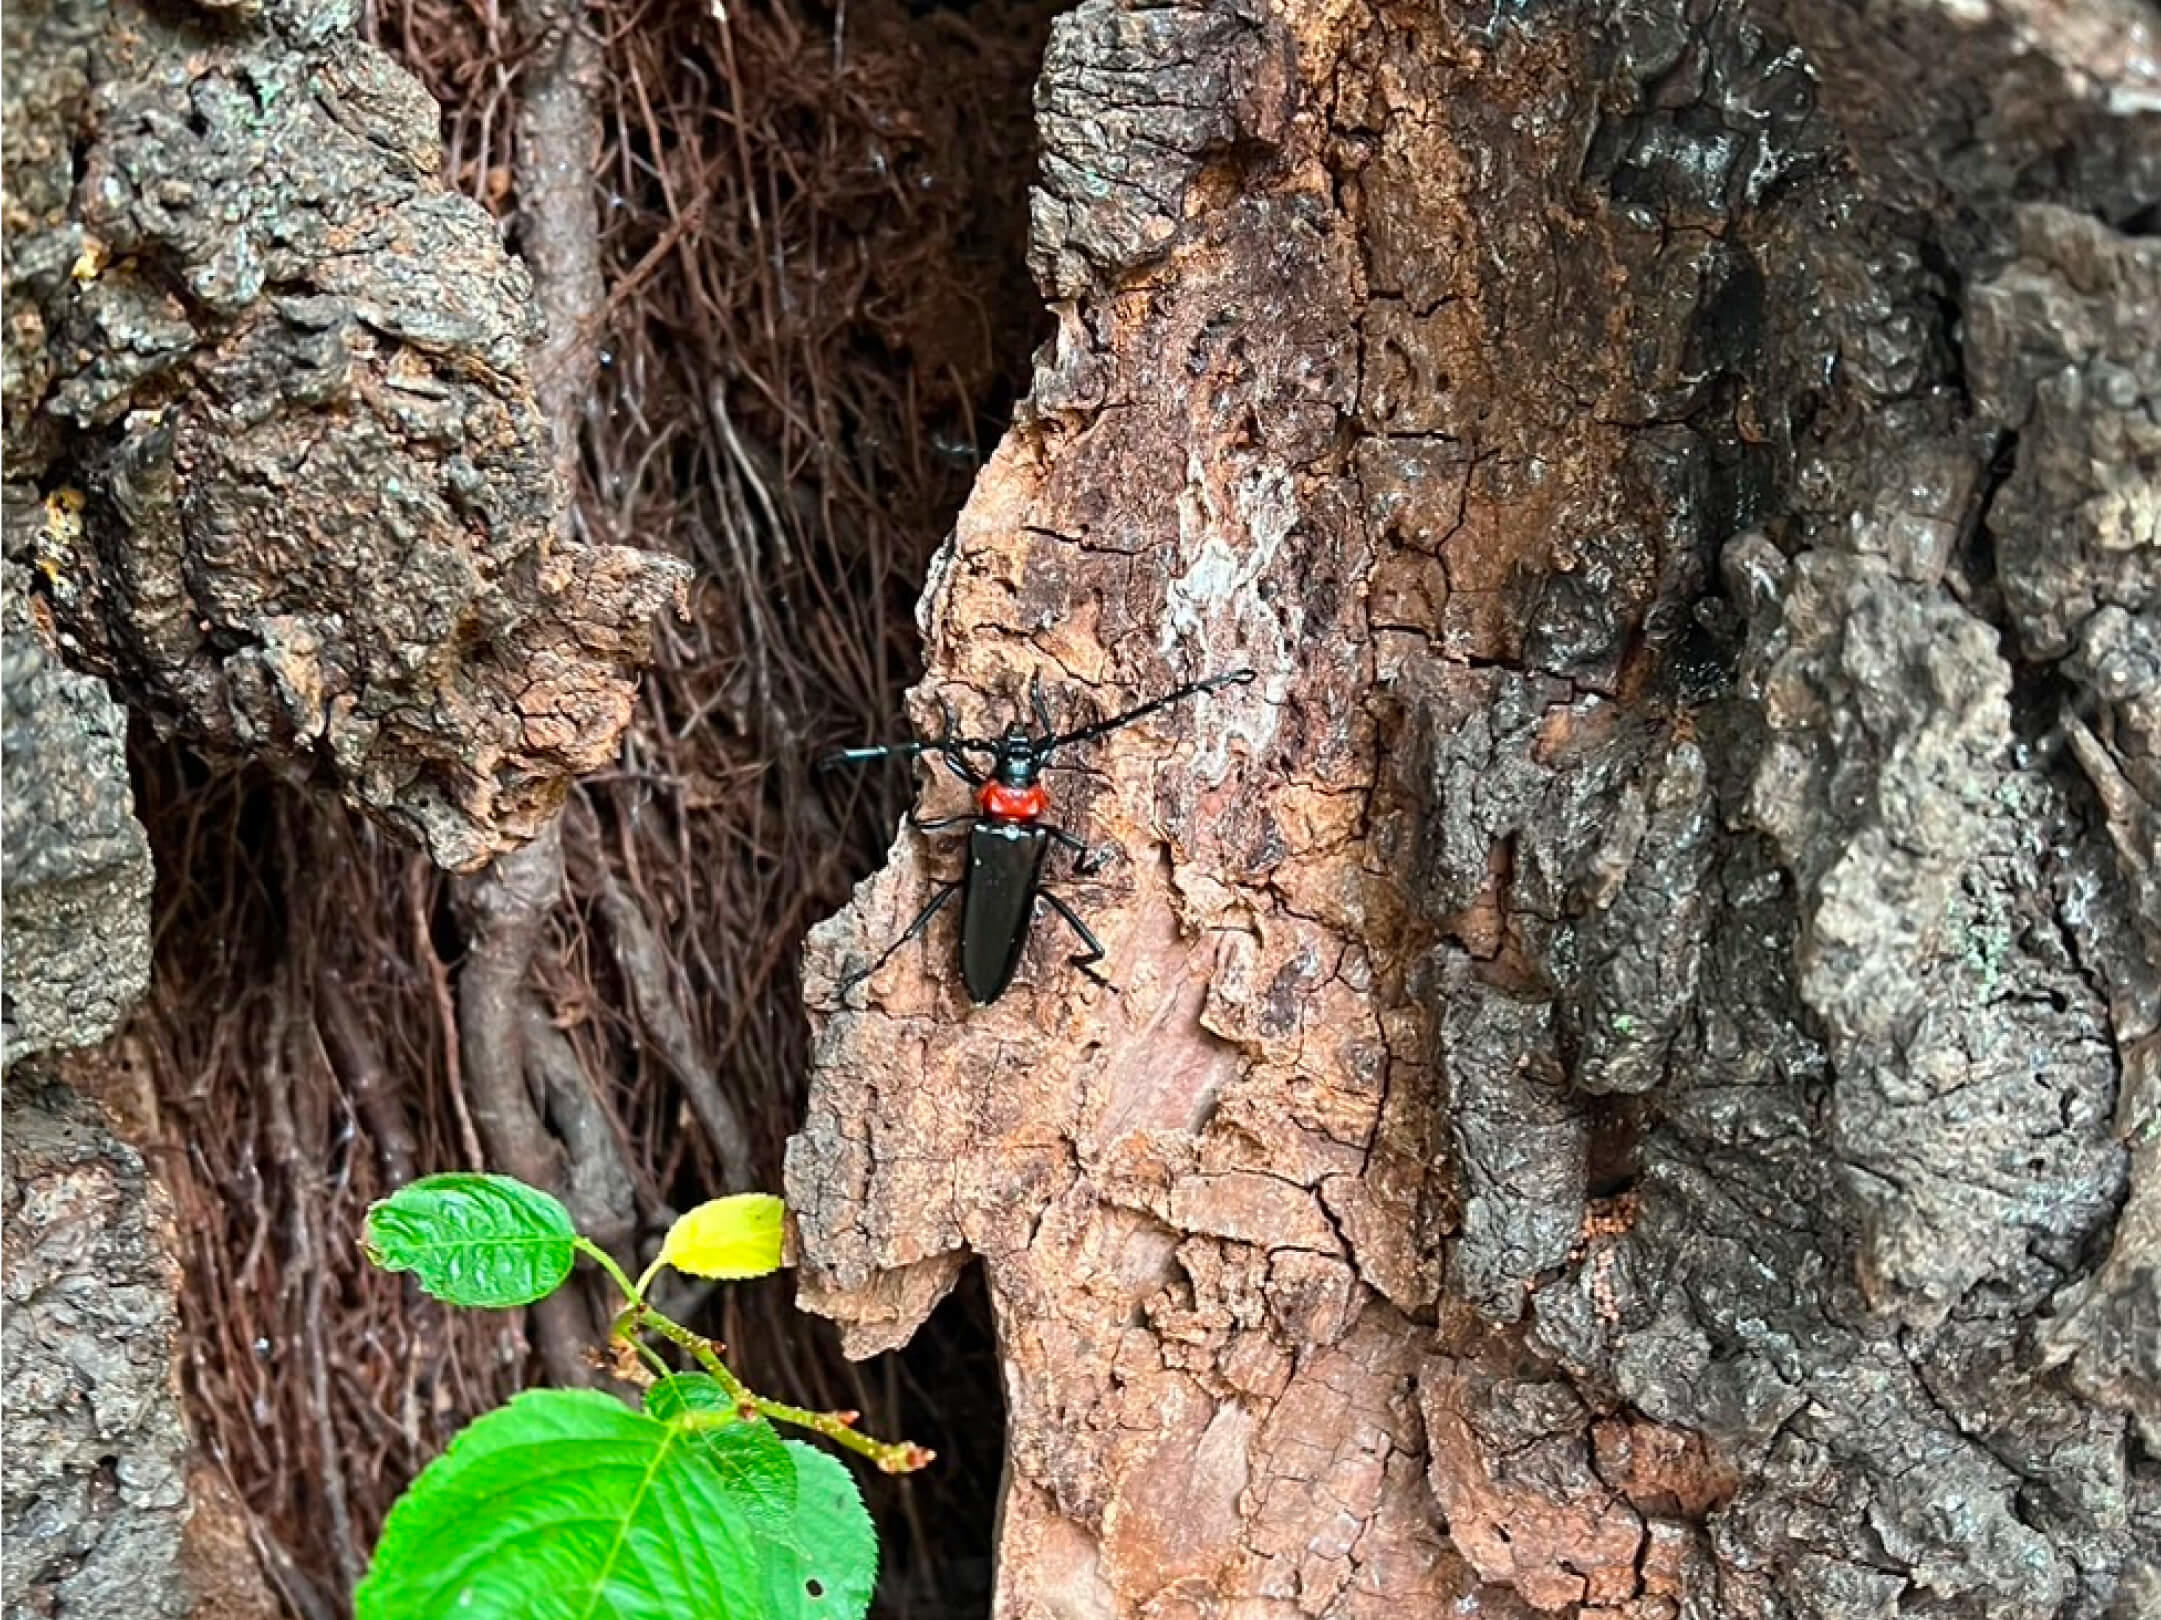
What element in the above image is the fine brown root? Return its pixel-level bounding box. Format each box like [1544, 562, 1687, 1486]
[135, 763, 531, 1602]
[132, 0, 1054, 1607]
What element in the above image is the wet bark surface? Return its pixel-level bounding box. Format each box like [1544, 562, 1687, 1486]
[795, 1, 2160, 1616]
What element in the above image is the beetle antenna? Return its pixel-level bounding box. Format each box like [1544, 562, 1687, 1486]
[1042, 669, 1256, 756]
[816, 740, 934, 771]
[816, 736, 999, 771]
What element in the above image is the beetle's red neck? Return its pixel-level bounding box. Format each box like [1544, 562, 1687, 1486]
[978, 780, 1050, 822]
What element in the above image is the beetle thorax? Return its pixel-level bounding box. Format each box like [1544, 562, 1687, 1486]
[978, 774, 1049, 822]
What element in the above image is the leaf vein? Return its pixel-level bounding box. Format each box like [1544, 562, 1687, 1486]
[572, 1423, 683, 1620]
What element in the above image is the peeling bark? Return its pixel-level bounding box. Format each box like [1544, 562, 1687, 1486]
[793, 1, 2160, 1616]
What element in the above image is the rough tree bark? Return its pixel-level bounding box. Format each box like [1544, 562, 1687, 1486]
[3, 0, 683, 1613]
[2, 1079, 191, 1617]
[795, 2, 2159, 1617]
[5, 0, 686, 875]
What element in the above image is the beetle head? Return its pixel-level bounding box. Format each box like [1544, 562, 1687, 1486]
[994, 722, 1040, 786]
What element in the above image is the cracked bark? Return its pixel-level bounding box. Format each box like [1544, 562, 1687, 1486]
[793, 2, 2160, 1617]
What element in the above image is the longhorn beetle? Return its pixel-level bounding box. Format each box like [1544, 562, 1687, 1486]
[818, 668, 1256, 1004]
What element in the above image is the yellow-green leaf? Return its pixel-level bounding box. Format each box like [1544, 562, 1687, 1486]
[657, 1194, 786, 1279]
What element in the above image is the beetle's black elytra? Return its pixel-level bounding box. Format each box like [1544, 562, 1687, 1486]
[817, 669, 1256, 1004]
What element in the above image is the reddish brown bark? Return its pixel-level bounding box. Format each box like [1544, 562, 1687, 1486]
[792, 1, 2159, 1616]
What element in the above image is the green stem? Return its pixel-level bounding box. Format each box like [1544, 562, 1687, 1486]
[634, 1305, 748, 1396]
[740, 1394, 935, 1475]
[577, 1240, 933, 1474]
[574, 1236, 644, 1311]
[626, 1334, 673, 1382]
[632, 1304, 932, 1473]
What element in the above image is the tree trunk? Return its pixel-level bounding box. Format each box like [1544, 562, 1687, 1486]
[2, 0, 684, 1611]
[3, 0, 686, 875]
[7, 0, 2157, 1614]
[792, 2, 2159, 1617]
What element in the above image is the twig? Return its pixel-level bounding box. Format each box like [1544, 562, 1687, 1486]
[521, 994, 640, 1251]
[575, 1240, 933, 1475]
[452, 818, 596, 1388]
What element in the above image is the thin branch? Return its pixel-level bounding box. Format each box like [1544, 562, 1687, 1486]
[453, 819, 597, 1388]
[522, 994, 640, 1252]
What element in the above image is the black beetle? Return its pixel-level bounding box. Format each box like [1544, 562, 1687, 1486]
[818, 668, 1256, 1003]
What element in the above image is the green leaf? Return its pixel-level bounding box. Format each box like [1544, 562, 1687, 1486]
[644, 1371, 738, 1425]
[362, 1173, 578, 1308]
[657, 1193, 787, 1280]
[765, 1442, 878, 1620]
[355, 1389, 785, 1620]
[651, 1377, 799, 1543]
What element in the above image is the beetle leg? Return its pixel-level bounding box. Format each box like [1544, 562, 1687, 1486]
[838, 880, 963, 1000]
[1038, 889, 1116, 989]
[933, 746, 988, 787]
[925, 699, 990, 785]
[909, 812, 975, 834]
[1044, 824, 1108, 875]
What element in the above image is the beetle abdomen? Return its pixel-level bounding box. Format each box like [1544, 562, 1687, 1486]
[962, 822, 1049, 1003]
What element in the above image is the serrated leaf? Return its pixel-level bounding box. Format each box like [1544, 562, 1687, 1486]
[765, 1442, 878, 1620]
[362, 1173, 578, 1308]
[657, 1193, 786, 1280]
[355, 1389, 787, 1620]
[644, 1371, 739, 1425]
[644, 1376, 796, 1541]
